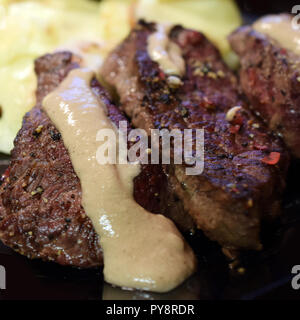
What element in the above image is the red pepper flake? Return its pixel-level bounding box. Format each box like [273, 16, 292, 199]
[261, 152, 281, 165]
[279, 48, 287, 55]
[254, 143, 268, 151]
[203, 98, 215, 110]
[248, 68, 256, 86]
[232, 114, 243, 126]
[2, 168, 10, 179]
[232, 187, 239, 194]
[229, 124, 240, 134]
[159, 71, 166, 80]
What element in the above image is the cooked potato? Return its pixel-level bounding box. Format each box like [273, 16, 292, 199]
[0, 0, 105, 153]
[136, 0, 241, 56]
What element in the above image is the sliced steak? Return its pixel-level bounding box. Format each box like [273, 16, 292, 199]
[0, 51, 190, 268]
[229, 15, 300, 158]
[101, 21, 289, 251]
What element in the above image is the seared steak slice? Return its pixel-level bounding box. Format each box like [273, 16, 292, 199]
[101, 21, 289, 251]
[0, 52, 189, 268]
[229, 15, 300, 158]
[0, 52, 101, 268]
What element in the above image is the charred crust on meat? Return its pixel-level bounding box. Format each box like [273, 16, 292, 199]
[280, 89, 286, 96]
[50, 130, 61, 141]
[159, 93, 171, 104]
[169, 25, 184, 39]
[136, 19, 156, 32]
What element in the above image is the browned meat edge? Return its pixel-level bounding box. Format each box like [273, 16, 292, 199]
[229, 15, 300, 158]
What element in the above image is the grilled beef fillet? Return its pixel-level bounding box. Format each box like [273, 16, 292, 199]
[229, 15, 300, 158]
[0, 51, 192, 268]
[101, 21, 289, 251]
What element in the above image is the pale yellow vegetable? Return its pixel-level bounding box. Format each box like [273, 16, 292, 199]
[0, 0, 105, 153]
[136, 0, 242, 56]
[99, 0, 241, 59]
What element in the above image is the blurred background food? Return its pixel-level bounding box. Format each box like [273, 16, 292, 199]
[0, 0, 241, 154]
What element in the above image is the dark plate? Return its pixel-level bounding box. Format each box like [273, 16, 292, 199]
[1, 2, 300, 300]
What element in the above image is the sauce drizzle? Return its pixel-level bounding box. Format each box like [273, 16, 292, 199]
[147, 24, 185, 76]
[253, 15, 300, 55]
[42, 68, 196, 292]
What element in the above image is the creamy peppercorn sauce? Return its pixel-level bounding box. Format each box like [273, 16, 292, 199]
[253, 15, 300, 55]
[42, 68, 196, 293]
[147, 24, 185, 77]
